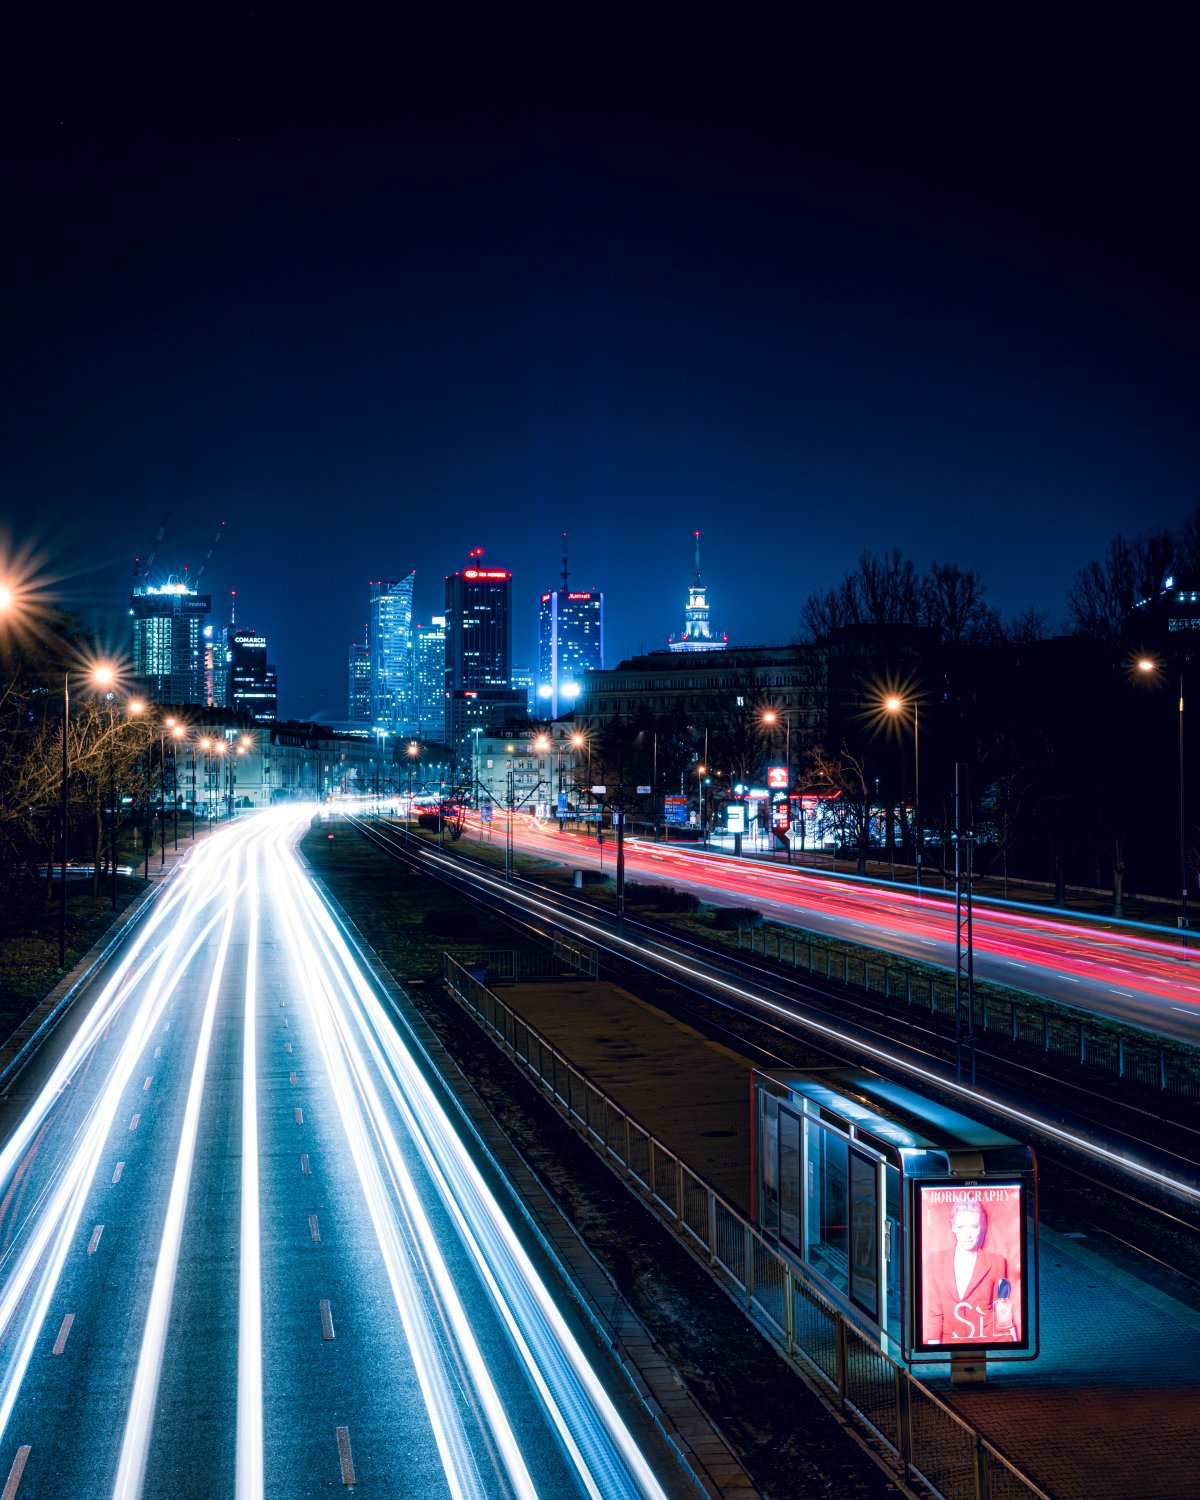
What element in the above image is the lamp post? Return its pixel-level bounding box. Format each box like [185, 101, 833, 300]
[762, 708, 793, 862]
[1139, 657, 1188, 941]
[88, 666, 121, 909]
[213, 739, 227, 821]
[172, 725, 185, 848]
[406, 741, 419, 846]
[884, 695, 922, 893]
[60, 670, 69, 963]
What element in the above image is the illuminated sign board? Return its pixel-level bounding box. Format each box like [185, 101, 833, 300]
[463, 569, 511, 580]
[726, 805, 745, 833]
[566, 592, 594, 600]
[663, 795, 688, 824]
[913, 1182, 1028, 1352]
[771, 802, 791, 831]
[767, 765, 789, 789]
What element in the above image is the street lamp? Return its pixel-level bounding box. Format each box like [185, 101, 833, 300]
[884, 694, 922, 893]
[406, 741, 419, 846]
[1139, 657, 1188, 938]
[172, 725, 185, 848]
[213, 739, 228, 820]
[92, 665, 119, 909]
[762, 708, 793, 862]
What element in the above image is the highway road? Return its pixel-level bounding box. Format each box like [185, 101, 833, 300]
[480, 815, 1200, 1044]
[0, 810, 673, 1499]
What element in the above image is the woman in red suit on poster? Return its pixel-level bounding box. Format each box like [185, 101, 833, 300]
[922, 1196, 1018, 1345]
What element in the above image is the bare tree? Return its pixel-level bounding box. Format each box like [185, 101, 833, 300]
[921, 562, 1002, 647]
[807, 741, 871, 873]
[1067, 528, 1176, 641]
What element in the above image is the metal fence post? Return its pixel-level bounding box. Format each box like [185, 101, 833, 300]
[895, 1367, 912, 1476]
[1078, 1019, 1086, 1065]
[1159, 1046, 1168, 1091]
[1117, 1034, 1125, 1077]
[972, 1432, 991, 1500]
[744, 1224, 755, 1310]
[835, 1316, 848, 1408]
[708, 1191, 717, 1265]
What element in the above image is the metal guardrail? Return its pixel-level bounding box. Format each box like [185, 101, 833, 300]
[455, 940, 599, 983]
[442, 952, 1051, 1500]
[737, 924, 1200, 1100]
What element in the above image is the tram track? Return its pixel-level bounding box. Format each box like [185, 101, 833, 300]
[345, 817, 1200, 1292]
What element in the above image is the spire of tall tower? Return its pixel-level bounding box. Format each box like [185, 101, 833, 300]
[694, 530, 702, 582]
[230, 589, 237, 628]
[562, 532, 569, 591]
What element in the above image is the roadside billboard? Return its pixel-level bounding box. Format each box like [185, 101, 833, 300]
[913, 1182, 1028, 1352]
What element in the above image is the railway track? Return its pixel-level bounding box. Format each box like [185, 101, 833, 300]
[345, 816, 1200, 1293]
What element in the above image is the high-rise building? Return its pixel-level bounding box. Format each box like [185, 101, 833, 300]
[368, 573, 416, 732]
[668, 531, 727, 652]
[414, 616, 446, 740]
[511, 665, 536, 716]
[347, 629, 371, 723]
[225, 628, 278, 722]
[537, 538, 604, 718]
[443, 548, 525, 757]
[130, 580, 211, 706]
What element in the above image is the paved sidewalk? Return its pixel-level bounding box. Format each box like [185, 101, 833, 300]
[489, 973, 1200, 1500]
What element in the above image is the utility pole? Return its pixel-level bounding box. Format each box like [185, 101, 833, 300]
[953, 762, 975, 1084]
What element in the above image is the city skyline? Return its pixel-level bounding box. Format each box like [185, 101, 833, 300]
[2, 32, 1197, 723]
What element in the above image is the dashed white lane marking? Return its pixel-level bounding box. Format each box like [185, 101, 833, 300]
[319, 1300, 335, 1340]
[52, 1315, 75, 1355]
[284, 1043, 292, 1054]
[282, 1017, 288, 1028]
[294, 1107, 304, 1125]
[300, 1154, 311, 1176]
[153, 1047, 161, 1059]
[112, 1161, 125, 1184]
[1172, 1005, 1193, 1013]
[128, 1114, 140, 1131]
[1, 1445, 31, 1499]
[335, 1428, 355, 1485]
[143, 1077, 153, 1092]
[289, 1072, 297, 1087]
[308, 1215, 321, 1244]
[1006, 960, 1027, 968]
[161, 1023, 170, 1033]
[86, 1225, 103, 1255]
[1110, 989, 1133, 997]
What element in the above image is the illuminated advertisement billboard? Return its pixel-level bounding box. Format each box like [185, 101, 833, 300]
[913, 1182, 1028, 1352]
[771, 800, 791, 831]
[766, 765, 789, 789]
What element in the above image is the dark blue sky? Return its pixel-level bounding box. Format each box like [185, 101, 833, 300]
[2, 22, 1197, 719]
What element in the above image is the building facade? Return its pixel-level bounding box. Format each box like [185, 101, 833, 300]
[443, 549, 523, 756]
[130, 581, 211, 707]
[347, 633, 371, 723]
[225, 628, 278, 722]
[368, 573, 416, 733]
[414, 616, 447, 739]
[537, 588, 604, 718]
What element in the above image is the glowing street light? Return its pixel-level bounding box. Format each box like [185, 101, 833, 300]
[884, 693, 922, 893]
[1138, 656, 1188, 938]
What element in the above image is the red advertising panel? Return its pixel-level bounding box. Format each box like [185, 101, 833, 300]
[771, 801, 791, 831]
[913, 1182, 1027, 1352]
[766, 765, 789, 789]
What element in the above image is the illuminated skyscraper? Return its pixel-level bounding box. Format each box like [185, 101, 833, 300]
[225, 628, 278, 722]
[668, 531, 727, 652]
[368, 573, 416, 732]
[347, 629, 371, 723]
[443, 548, 525, 756]
[130, 580, 211, 706]
[414, 616, 446, 739]
[537, 538, 604, 718]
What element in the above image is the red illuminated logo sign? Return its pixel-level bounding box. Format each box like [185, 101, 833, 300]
[767, 765, 789, 789]
[464, 569, 511, 580]
[566, 592, 594, 600]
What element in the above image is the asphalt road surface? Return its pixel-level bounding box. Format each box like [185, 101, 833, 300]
[0, 810, 672, 1500]
[489, 816, 1200, 1043]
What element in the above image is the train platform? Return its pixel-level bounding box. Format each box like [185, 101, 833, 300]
[480, 972, 1200, 1500]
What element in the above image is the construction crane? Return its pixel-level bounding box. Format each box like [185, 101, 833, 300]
[132, 511, 171, 583]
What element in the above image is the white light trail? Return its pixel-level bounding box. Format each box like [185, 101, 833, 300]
[111, 851, 243, 1500]
[236, 845, 263, 1500]
[272, 823, 668, 1500]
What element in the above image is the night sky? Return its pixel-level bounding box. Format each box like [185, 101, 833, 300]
[2, 21, 1197, 720]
